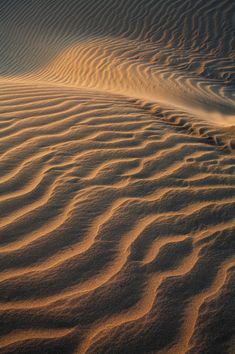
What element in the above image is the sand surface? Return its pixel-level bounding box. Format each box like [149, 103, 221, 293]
[0, 1, 234, 353]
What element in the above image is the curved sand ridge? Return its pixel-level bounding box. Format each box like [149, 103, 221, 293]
[0, 0, 235, 354]
[0, 0, 235, 126]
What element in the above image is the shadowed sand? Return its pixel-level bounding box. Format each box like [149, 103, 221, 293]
[0, 0, 234, 353]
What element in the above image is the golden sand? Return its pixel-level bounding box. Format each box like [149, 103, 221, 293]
[0, 0, 234, 353]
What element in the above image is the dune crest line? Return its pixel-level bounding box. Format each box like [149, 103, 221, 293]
[0, 0, 234, 353]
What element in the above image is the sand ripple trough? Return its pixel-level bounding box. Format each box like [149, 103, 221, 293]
[0, 0, 234, 353]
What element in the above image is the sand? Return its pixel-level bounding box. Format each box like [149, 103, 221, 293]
[0, 1, 234, 353]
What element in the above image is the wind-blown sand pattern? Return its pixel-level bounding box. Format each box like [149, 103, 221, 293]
[0, 1, 235, 353]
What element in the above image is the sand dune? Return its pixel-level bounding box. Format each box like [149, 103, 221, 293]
[0, 0, 234, 353]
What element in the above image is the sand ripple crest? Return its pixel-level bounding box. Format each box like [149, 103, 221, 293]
[0, 0, 234, 353]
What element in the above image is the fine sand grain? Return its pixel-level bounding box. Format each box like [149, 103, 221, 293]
[0, 1, 234, 353]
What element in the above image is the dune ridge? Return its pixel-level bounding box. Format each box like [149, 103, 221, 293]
[0, 0, 234, 353]
[0, 0, 235, 126]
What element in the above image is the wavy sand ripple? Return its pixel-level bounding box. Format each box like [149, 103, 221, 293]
[0, 0, 234, 353]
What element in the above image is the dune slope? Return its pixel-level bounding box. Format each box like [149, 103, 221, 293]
[0, 1, 234, 353]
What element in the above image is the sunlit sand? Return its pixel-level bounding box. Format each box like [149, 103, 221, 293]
[0, 1, 234, 353]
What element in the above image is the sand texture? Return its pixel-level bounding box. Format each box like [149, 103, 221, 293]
[0, 0, 235, 353]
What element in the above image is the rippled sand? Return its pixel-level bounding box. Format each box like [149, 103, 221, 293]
[0, 1, 234, 353]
